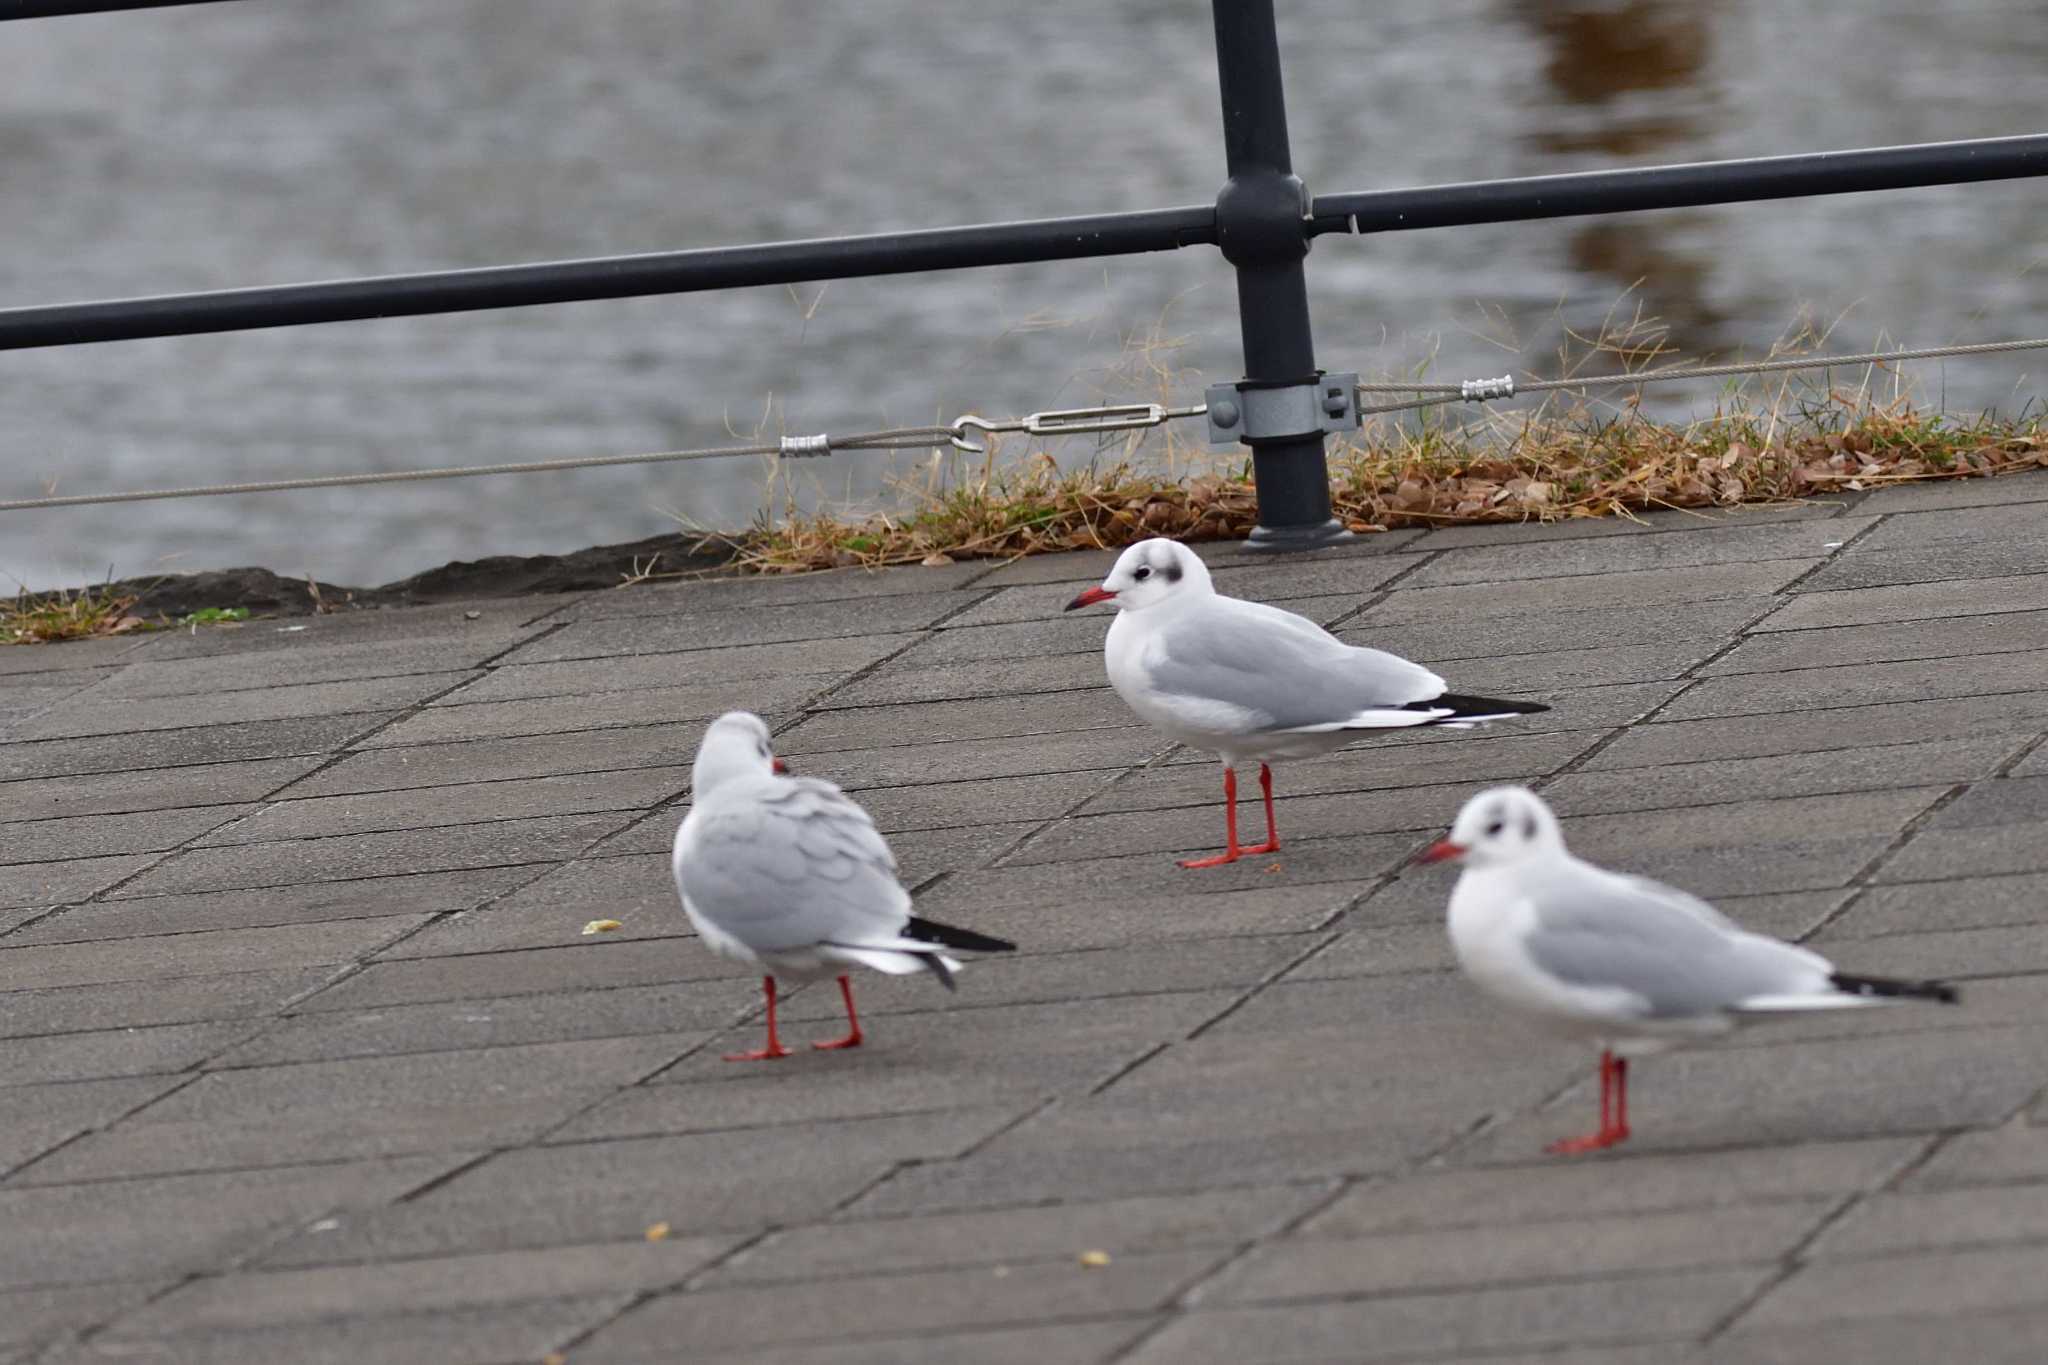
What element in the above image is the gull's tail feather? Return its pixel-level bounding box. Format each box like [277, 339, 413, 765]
[904, 916, 1017, 954]
[1831, 972, 1962, 1005]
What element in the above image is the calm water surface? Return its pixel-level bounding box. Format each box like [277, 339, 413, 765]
[3, 0, 2044, 589]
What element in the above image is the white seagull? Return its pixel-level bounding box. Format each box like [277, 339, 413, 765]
[1065, 537, 1548, 868]
[672, 711, 1016, 1061]
[1418, 786, 1960, 1154]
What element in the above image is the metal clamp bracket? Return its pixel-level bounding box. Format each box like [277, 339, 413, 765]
[1204, 373, 1359, 447]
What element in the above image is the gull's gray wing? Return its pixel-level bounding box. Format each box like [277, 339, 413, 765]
[1142, 598, 1445, 731]
[674, 776, 910, 954]
[1521, 864, 1828, 1019]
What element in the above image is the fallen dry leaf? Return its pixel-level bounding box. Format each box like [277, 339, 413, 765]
[581, 919, 623, 935]
[1079, 1250, 1112, 1268]
[645, 1221, 671, 1242]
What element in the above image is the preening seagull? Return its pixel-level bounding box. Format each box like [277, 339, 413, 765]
[1418, 786, 1960, 1154]
[1065, 537, 1548, 867]
[671, 711, 1016, 1061]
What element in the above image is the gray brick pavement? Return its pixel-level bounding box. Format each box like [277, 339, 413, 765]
[5, 482, 2048, 1361]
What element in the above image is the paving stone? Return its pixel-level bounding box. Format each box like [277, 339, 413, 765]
[280, 723, 710, 798]
[1122, 1267, 1769, 1365]
[67, 1299, 620, 1365]
[0, 1153, 463, 1288]
[1369, 561, 1822, 627]
[1711, 1305, 2048, 1365]
[0, 1077, 187, 1175]
[0, 757, 322, 824]
[0, 805, 251, 864]
[946, 548, 1127, 592]
[579, 1248, 1219, 1358]
[1754, 572, 2048, 632]
[92, 630, 537, 701]
[1351, 599, 1764, 664]
[378, 854, 679, 959]
[383, 1107, 1028, 1252]
[359, 677, 818, 746]
[14, 672, 474, 741]
[782, 725, 1168, 790]
[1585, 692, 2048, 770]
[774, 689, 1140, 751]
[1810, 1180, 2048, 1259]
[133, 598, 576, 660]
[0, 637, 150, 677]
[674, 1320, 1154, 1365]
[210, 985, 729, 1069]
[1409, 639, 1716, 693]
[502, 593, 964, 663]
[1829, 872, 2048, 937]
[0, 713, 394, 782]
[0, 853, 160, 911]
[908, 877, 1367, 946]
[1403, 518, 1868, 589]
[1803, 501, 2048, 590]
[440, 632, 919, 705]
[1407, 502, 1850, 551]
[1202, 1201, 1825, 1303]
[194, 766, 688, 846]
[0, 1019, 252, 1088]
[1545, 736, 2021, 817]
[1663, 647, 2048, 721]
[1800, 924, 2048, 979]
[18, 1034, 690, 1183]
[4, 866, 541, 947]
[304, 938, 728, 1012]
[1879, 779, 2048, 881]
[0, 1281, 168, 1350]
[812, 653, 1106, 709]
[1305, 1138, 1920, 1236]
[946, 578, 1382, 631]
[1744, 1242, 2048, 1329]
[110, 811, 630, 897]
[1906, 1119, 2048, 1188]
[1707, 608, 2048, 677]
[567, 561, 995, 618]
[0, 969, 328, 1039]
[0, 915, 424, 993]
[714, 1186, 1325, 1286]
[1086, 730, 1597, 816]
[129, 1237, 732, 1336]
[993, 830, 1422, 898]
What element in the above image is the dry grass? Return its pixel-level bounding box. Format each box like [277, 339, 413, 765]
[717, 316, 2046, 574]
[2, 582, 150, 645]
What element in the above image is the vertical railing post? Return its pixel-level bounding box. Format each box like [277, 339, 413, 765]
[1209, 0, 1348, 550]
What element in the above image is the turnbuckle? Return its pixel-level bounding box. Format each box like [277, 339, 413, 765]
[949, 402, 1185, 453]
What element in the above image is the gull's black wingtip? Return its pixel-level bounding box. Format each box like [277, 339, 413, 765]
[1420, 692, 1552, 719]
[1831, 972, 1961, 1005]
[905, 915, 1017, 954]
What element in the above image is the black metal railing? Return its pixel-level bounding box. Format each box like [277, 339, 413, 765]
[4, 0, 2045, 549]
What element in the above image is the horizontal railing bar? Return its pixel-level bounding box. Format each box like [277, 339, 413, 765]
[0, 206, 1218, 351]
[1, 1, 240, 18]
[1310, 134, 2048, 236]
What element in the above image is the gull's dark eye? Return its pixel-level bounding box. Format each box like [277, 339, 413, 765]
[1133, 566, 1153, 581]
[1484, 820, 1505, 838]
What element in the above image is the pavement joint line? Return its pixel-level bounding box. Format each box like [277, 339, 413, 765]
[1800, 783, 1975, 943]
[1173, 930, 1347, 1049]
[0, 706, 403, 777]
[1992, 729, 2048, 778]
[1772, 511, 1891, 595]
[0, 1071, 208, 1185]
[1696, 1187, 1878, 1342]
[1745, 599, 2048, 636]
[539, 1224, 785, 1360]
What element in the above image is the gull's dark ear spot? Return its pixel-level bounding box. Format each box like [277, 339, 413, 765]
[1163, 553, 1184, 584]
[1522, 813, 1539, 840]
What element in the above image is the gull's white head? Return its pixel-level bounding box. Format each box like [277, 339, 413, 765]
[1416, 786, 1566, 869]
[691, 710, 788, 798]
[1063, 538, 1213, 614]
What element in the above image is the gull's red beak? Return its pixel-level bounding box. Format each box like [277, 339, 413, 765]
[1064, 585, 1117, 611]
[1414, 839, 1466, 865]
[771, 757, 789, 775]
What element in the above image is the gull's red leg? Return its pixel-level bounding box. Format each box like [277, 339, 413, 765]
[1241, 762, 1281, 855]
[723, 975, 792, 1062]
[1179, 766, 1244, 869]
[1546, 1050, 1630, 1155]
[812, 974, 865, 1051]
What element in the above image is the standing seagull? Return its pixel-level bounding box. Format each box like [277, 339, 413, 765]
[1418, 786, 1960, 1154]
[672, 711, 1016, 1061]
[1065, 538, 1548, 868]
